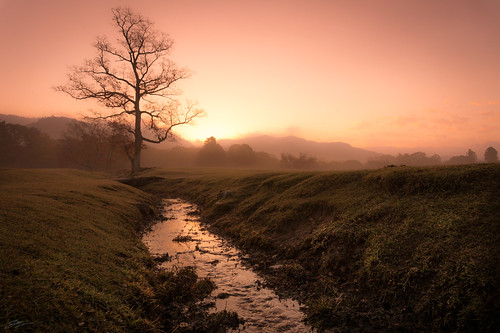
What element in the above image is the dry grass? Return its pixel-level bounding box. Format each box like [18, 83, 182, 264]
[0, 168, 240, 332]
[135, 164, 500, 331]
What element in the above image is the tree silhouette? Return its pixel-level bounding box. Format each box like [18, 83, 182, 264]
[57, 7, 203, 173]
[60, 120, 130, 171]
[0, 121, 58, 168]
[466, 149, 478, 163]
[280, 153, 318, 169]
[196, 137, 226, 167]
[484, 147, 498, 163]
[447, 149, 479, 165]
[227, 144, 256, 167]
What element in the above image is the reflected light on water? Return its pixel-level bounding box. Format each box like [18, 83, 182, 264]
[143, 198, 313, 332]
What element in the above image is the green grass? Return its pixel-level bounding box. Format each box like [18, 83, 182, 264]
[135, 164, 500, 331]
[0, 169, 241, 332]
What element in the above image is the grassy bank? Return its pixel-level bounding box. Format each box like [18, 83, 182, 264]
[0, 169, 238, 332]
[136, 164, 500, 331]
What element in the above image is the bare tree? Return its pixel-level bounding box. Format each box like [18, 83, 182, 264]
[107, 119, 144, 171]
[61, 120, 119, 171]
[57, 7, 203, 173]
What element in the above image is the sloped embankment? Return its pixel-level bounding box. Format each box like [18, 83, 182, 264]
[0, 169, 238, 332]
[137, 164, 500, 331]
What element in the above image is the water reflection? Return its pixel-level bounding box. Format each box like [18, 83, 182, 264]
[143, 199, 312, 332]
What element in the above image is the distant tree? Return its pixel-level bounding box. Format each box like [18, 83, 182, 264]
[60, 120, 133, 171]
[409, 152, 427, 166]
[0, 121, 58, 168]
[363, 152, 442, 168]
[466, 149, 478, 163]
[484, 147, 498, 163]
[447, 155, 468, 165]
[196, 137, 226, 167]
[429, 154, 442, 165]
[57, 7, 203, 174]
[254, 151, 280, 169]
[395, 153, 408, 166]
[227, 144, 256, 167]
[447, 149, 478, 165]
[396, 152, 441, 167]
[280, 153, 317, 169]
[61, 121, 110, 171]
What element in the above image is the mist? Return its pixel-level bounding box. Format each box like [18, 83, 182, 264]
[2, 116, 498, 172]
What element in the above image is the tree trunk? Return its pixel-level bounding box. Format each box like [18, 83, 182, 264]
[132, 138, 141, 173]
[132, 108, 142, 174]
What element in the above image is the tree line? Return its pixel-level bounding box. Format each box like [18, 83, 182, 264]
[365, 148, 496, 168]
[143, 136, 498, 170]
[1, 121, 498, 171]
[0, 120, 132, 170]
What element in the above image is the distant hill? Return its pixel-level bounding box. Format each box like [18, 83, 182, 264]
[27, 116, 78, 139]
[218, 135, 381, 162]
[0, 114, 39, 126]
[0, 114, 77, 139]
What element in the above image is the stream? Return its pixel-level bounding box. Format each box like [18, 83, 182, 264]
[142, 198, 312, 332]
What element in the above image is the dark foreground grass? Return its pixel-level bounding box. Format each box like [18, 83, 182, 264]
[0, 169, 239, 332]
[136, 164, 500, 331]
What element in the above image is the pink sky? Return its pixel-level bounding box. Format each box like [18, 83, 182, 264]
[1, 0, 499, 151]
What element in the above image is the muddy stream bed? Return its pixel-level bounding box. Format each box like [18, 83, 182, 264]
[143, 199, 312, 332]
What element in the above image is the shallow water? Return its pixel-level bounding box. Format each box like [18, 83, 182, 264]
[142, 198, 312, 332]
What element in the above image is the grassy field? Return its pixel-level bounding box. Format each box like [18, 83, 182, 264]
[0, 169, 238, 332]
[135, 164, 500, 331]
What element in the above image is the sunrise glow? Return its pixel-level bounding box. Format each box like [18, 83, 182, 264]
[1, 0, 499, 152]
